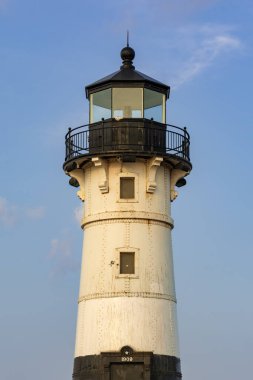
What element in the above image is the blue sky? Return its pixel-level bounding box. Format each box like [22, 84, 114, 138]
[0, 1, 252, 379]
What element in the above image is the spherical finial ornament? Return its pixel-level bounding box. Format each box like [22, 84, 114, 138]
[120, 46, 135, 69]
[121, 46, 135, 62]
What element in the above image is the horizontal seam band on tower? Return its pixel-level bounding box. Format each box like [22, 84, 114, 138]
[82, 217, 173, 229]
[78, 292, 177, 303]
[82, 211, 174, 228]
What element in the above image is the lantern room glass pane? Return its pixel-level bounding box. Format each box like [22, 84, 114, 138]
[144, 89, 165, 123]
[112, 88, 143, 119]
[90, 89, 111, 123]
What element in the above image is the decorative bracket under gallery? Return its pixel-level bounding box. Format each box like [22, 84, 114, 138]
[92, 157, 109, 194]
[146, 157, 163, 193]
[170, 168, 189, 201]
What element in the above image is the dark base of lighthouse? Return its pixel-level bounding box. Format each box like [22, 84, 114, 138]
[73, 349, 182, 380]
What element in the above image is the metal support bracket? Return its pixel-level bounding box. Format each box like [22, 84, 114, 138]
[146, 157, 163, 193]
[92, 157, 109, 194]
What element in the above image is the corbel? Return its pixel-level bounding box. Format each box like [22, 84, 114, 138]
[91, 157, 109, 194]
[146, 157, 163, 193]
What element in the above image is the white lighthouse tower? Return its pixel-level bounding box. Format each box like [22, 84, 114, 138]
[64, 44, 191, 379]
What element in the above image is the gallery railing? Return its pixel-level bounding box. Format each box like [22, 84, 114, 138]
[64, 118, 190, 163]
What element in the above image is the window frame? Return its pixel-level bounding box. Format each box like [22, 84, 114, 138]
[89, 87, 166, 123]
[115, 247, 139, 279]
[143, 88, 166, 123]
[89, 89, 112, 123]
[120, 177, 135, 200]
[119, 251, 135, 275]
[117, 173, 139, 203]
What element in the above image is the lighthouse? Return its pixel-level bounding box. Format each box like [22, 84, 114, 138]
[63, 43, 192, 379]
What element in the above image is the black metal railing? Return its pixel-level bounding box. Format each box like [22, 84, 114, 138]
[64, 118, 190, 163]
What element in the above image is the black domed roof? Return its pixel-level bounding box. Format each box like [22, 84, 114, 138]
[85, 45, 170, 99]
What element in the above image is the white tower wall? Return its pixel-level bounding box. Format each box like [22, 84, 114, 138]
[73, 158, 180, 359]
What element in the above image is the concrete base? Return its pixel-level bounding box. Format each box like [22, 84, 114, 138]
[73, 349, 182, 379]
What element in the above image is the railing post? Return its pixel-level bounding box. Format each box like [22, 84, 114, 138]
[183, 127, 187, 159]
[66, 127, 72, 160]
[166, 125, 168, 154]
[151, 118, 154, 152]
[102, 118, 104, 152]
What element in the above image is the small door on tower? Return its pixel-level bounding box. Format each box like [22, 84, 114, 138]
[110, 363, 144, 380]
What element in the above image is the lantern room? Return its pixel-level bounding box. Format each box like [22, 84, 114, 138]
[89, 87, 166, 123]
[64, 44, 190, 169]
[86, 45, 169, 124]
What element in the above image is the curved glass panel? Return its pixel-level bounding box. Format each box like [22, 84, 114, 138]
[112, 88, 143, 119]
[90, 89, 111, 123]
[144, 89, 165, 123]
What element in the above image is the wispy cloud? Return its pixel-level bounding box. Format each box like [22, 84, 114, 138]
[109, 0, 242, 88]
[48, 208, 83, 276]
[109, 0, 219, 34]
[49, 234, 79, 276]
[0, 196, 46, 226]
[0, 197, 18, 226]
[145, 0, 219, 18]
[135, 24, 242, 89]
[171, 25, 242, 88]
[26, 206, 45, 220]
[74, 205, 83, 225]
